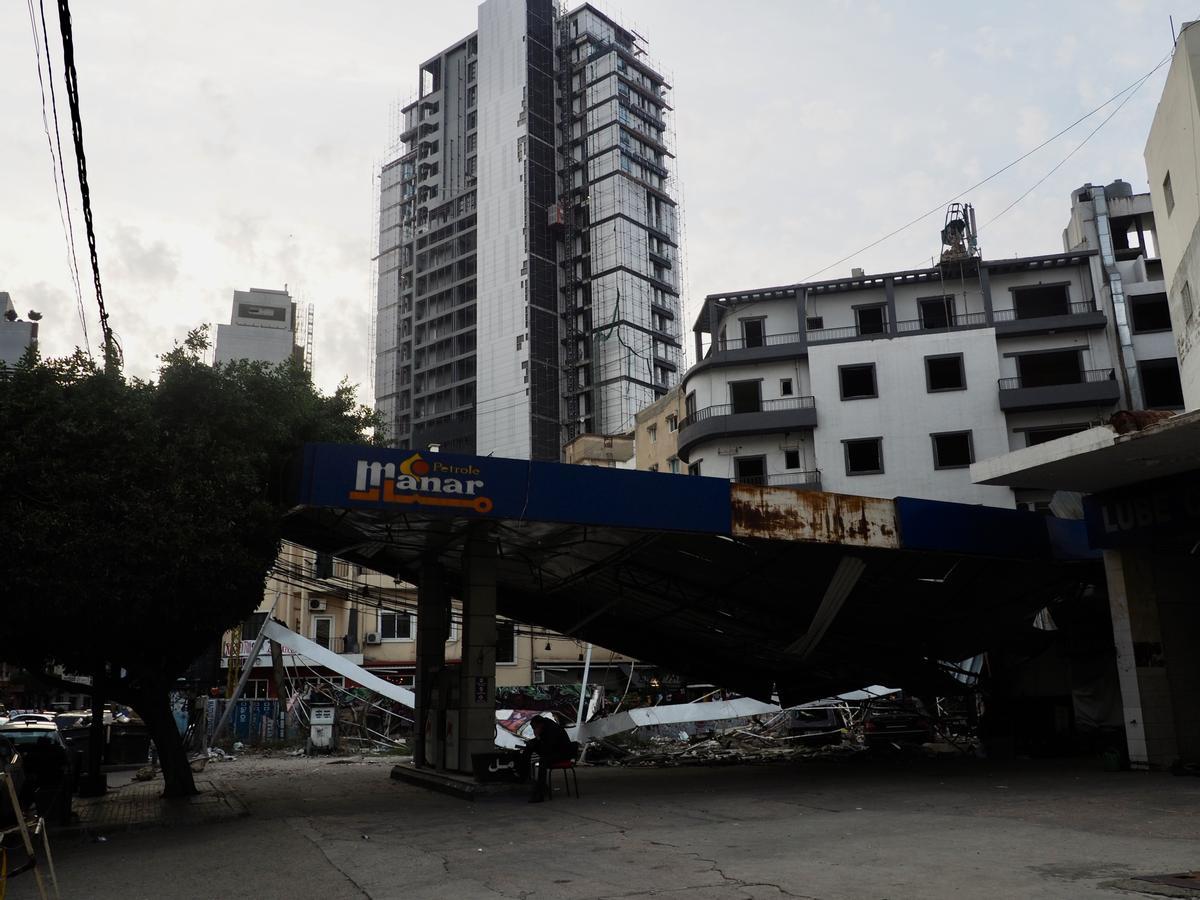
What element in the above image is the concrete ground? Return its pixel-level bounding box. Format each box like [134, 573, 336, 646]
[9, 753, 1200, 899]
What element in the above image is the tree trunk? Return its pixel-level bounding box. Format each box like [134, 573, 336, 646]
[135, 683, 198, 798]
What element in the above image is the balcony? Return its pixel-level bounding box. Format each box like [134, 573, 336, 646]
[894, 310, 988, 334]
[734, 470, 822, 491]
[993, 300, 1106, 337]
[677, 396, 817, 462]
[806, 323, 887, 344]
[997, 368, 1120, 412]
[696, 331, 804, 373]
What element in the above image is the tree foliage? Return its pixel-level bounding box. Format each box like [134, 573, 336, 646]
[0, 330, 379, 794]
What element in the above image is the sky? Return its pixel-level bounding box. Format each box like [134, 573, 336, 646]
[0, 0, 1192, 397]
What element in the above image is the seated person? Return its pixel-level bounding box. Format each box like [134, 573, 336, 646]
[520, 715, 575, 802]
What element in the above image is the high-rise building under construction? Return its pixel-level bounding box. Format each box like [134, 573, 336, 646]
[374, 0, 681, 459]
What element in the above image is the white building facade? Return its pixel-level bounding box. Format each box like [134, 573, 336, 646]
[374, 0, 681, 460]
[679, 183, 1183, 510]
[214, 287, 309, 369]
[0, 293, 38, 366]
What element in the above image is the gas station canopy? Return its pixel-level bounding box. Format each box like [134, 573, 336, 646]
[282, 443, 1100, 706]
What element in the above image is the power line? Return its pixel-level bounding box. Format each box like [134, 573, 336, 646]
[24, 0, 89, 354]
[801, 51, 1174, 282]
[55, 0, 117, 366]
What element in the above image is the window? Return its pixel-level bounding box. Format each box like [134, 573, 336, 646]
[1015, 350, 1082, 387]
[688, 462, 701, 476]
[855, 304, 887, 335]
[734, 455, 766, 485]
[844, 438, 883, 475]
[668, 457, 679, 474]
[380, 611, 413, 641]
[648, 424, 657, 443]
[805, 315, 824, 330]
[780, 378, 794, 396]
[1130, 293, 1173, 333]
[918, 296, 956, 329]
[728, 380, 762, 414]
[496, 620, 516, 664]
[931, 431, 974, 469]
[1024, 425, 1089, 447]
[1164, 171, 1175, 215]
[925, 354, 966, 392]
[685, 391, 697, 419]
[1182, 281, 1194, 322]
[1139, 358, 1185, 409]
[1011, 284, 1070, 319]
[784, 449, 801, 469]
[741, 318, 765, 348]
[666, 414, 677, 431]
[312, 616, 333, 649]
[839, 364, 877, 400]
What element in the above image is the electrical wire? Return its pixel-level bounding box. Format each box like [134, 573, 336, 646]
[801, 51, 1175, 282]
[24, 0, 89, 354]
[55, 0, 118, 365]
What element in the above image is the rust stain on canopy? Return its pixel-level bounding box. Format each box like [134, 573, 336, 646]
[731, 485, 899, 548]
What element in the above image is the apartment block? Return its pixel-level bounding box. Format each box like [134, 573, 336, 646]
[678, 182, 1182, 510]
[214, 287, 311, 369]
[374, 0, 682, 460]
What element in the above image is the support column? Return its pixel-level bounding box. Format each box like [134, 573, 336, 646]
[458, 531, 498, 775]
[979, 265, 995, 324]
[414, 559, 449, 769]
[1104, 549, 1176, 768]
[884, 277, 898, 334]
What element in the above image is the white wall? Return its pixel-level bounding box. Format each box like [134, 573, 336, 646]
[214, 323, 296, 366]
[475, 0, 531, 457]
[808, 329, 1014, 506]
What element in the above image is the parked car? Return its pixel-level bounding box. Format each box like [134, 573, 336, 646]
[8, 713, 57, 725]
[0, 723, 76, 824]
[862, 698, 934, 748]
[784, 704, 849, 744]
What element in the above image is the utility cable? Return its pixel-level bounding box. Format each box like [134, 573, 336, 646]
[55, 0, 118, 366]
[801, 51, 1174, 282]
[25, 0, 89, 354]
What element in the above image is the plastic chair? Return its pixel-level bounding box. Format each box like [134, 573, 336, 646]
[545, 758, 580, 799]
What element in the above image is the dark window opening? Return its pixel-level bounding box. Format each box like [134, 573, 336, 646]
[784, 449, 801, 469]
[313, 617, 332, 649]
[1012, 284, 1070, 319]
[729, 380, 762, 414]
[741, 318, 765, 348]
[932, 431, 973, 469]
[844, 438, 883, 475]
[685, 391, 697, 419]
[1025, 425, 1089, 447]
[855, 305, 887, 335]
[839, 364, 877, 400]
[1130, 293, 1173, 333]
[1164, 171, 1175, 215]
[805, 315, 824, 330]
[926, 354, 966, 391]
[496, 620, 516, 664]
[1016, 350, 1082, 387]
[380, 611, 412, 641]
[734, 456, 766, 485]
[780, 378, 794, 396]
[687, 462, 701, 476]
[1139, 358, 1185, 409]
[919, 296, 956, 329]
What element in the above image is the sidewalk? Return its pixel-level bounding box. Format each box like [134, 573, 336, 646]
[60, 776, 247, 837]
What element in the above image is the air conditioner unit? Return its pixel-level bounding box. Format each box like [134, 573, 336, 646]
[532, 669, 546, 684]
[364, 632, 382, 646]
[308, 598, 327, 613]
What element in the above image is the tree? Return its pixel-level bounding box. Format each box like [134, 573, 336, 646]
[0, 330, 379, 796]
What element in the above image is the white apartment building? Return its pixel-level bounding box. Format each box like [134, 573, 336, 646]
[374, 0, 682, 460]
[0, 292, 38, 366]
[679, 182, 1183, 510]
[214, 287, 310, 369]
[1145, 19, 1200, 409]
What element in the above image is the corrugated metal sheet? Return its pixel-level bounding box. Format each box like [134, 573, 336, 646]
[730, 485, 899, 548]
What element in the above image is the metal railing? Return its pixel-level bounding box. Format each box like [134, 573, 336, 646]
[997, 368, 1115, 391]
[711, 331, 802, 353]
[679, 395, 815, 431]
[806, 323, 889, 344]
[992, 300, 1098, 322]
[734, 470, 822, 488]
[894, 311, 988, 333]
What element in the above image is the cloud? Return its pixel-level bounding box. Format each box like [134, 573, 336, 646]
[107, 225, 179, 286]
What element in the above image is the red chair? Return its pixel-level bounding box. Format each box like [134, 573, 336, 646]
[545, 758, 580, 799]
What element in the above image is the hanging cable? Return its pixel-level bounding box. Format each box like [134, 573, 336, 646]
[55, 0, 117, 366]
[25, 0, 89, 354]
[801, 51, 1174, 282]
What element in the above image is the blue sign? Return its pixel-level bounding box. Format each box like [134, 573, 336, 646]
[1083, 469, 1200, 548]
[296, 443, 732, 535]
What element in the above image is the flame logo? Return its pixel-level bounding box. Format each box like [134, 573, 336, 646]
[398, 453, 431, 478]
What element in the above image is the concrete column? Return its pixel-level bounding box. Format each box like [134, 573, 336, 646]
[884, 277, 898, 334]
[458, 531, 498, 775]
[414, 559, 449, 768]
[1104, 549, 1177, 768]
